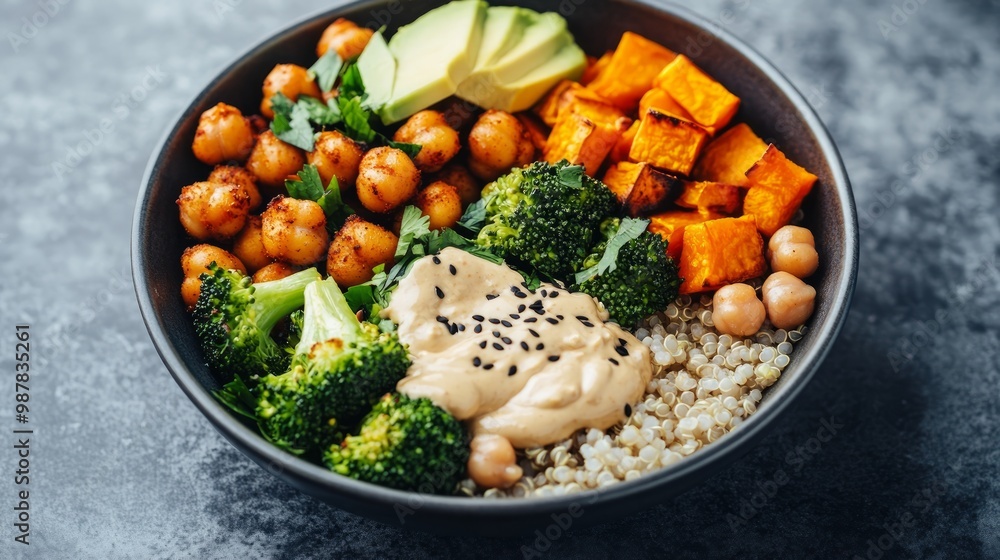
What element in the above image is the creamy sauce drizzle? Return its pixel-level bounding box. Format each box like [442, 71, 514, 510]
[383, 247, 652, 448]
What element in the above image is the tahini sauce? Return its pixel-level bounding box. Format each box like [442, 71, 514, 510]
[383, 247, 652, 448]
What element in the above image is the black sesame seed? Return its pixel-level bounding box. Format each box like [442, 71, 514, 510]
[449, 323, 458, 335]
[541, 289, 548, 297]
[525, 317, 538, 323]
[536, 343, 545, 350]
[509, 314, 520, 320]
[576, 315, 589, 321]
[432, 256, 441, 264]
[556, 314, 564, 320]
[472, 357, 481, 367]
[520, 341, 529, 351]
[501, 320, 513, 328]
[489, 318, 500, 324]
[501, 337, 512, 344]
[545, 317, 559, 325]
[449, 264, 457, 275]
[486, 294, 498, 300]
[550, 291, 559, 298]
[529, 300, 544, 311]
[618, 338, 627, 346]
[435, 286, 445, 299]
[492, 331, 501, 338]
[479, 341, 487, 349]
[517, 304, 526, 313]
[458, 324, 466, 332]
[615, 345, 629, 357]
[528, 329, 539, 338]
[508, 366, 517, 376]
[582, 321, 594, 328]
[474, 324, 483, 334]
[493, 343, 504, 351]
[483, 364, 494, 370]
[609, 358, 620, 366]
[624, 403, 632, 416]
[547, 355, 560, 362]
[472, 314, 484, 322]
[436, 316, 449, 324]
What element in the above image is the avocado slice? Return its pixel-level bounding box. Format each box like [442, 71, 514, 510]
[356, 31, 395, 111]
[379, 0, 487, 124]
[457, 42, 587, 113]
[473, 6, 525, 69]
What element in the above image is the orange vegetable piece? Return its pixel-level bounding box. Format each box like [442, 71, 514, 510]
[602, 161, 682, 215]
[692, 123, 767, 187]
[533, 80, 606, 127]
[676, 181, 741, 214]
[581, 50, 613, 85]
[678, 216, 766, 294]
[639, 88, 694, 122]
[587, 32, 676, 111]
[544, 99, 631, 177]
[628, 109, 710, 176]
[647, 209, 723, 260]
[609, 120, 639, 164]
[515, 112, 550, 152]
[601, 161, 641, 204]
[742, 145, 818, 236]
[653, 55, 740, 132]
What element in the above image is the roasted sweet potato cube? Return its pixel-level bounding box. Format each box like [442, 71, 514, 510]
[600, 161, 683, 216]
[692, 123, 767, 187]
[639, 88, 694, 123]
[581, 50, 613, 85]
[587, 32, 676, 111]
[628, 109, 710, 176]
[533, 81, 607, 127]
[678, 216, 766, 294]
[544, 110, 630, 177]
[677, 181, 741, 214]
[609, 120, 639, 164]
[654, 55, 740, 132]
[601, 161, 641, 204]
[742, 144, 818, 236]
[515, 112, 550, 152]
[648, 209, 723, 260]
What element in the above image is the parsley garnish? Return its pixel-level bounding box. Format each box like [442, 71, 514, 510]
[284, 164, 354, 231]
[575, 218, 650, 284]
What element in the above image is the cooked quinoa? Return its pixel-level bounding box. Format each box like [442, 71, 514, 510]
[459, 292, 806, 498]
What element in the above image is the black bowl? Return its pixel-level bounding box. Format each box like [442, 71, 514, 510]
[132, 0, 858, 536]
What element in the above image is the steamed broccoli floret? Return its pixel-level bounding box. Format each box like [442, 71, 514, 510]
[324, 393, 468, 493]
[575, 217, 681, 326]
[255, 278, 410, 455]
[192, 265, 321, 379]
[476, 160, 617, 282]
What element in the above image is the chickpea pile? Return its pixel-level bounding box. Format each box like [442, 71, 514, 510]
[176, 18, 544, 309]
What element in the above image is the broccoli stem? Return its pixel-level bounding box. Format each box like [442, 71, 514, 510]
[251, 268, 323, 334]
[295, 278, 364, 356]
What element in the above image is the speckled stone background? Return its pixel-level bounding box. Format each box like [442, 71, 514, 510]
[1, 0, 998, 558]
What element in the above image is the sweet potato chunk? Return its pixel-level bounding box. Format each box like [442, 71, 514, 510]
[609, 120, 639, 164]
[742, 145, 818, 236]
[544, 107, 630, 177]
[587, 32, 676, 111]
[581, 50, 613, 85]
[677, 181, 741, 214]
[678, 216, 766, 294]
[692, 123, 767, 187]
[639, 88, 694, 123]
[533, 81, 606, 127]
[601, 161, 641, 204]
[648, 209, 723, 260]
[601, 161, 682, 216]
[628, 109, 710, 176]
[515, 112, 550, 152]
[653, 55, 740, 132]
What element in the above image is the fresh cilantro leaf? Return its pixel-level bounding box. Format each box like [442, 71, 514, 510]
[339, 63, 366, 101]
[384, 137, 422, 158]
[298, 95, 341, 126]
[271, 97, 316, 151]
[343, 283, 376, 314]
[309, 49, 343, 92]
[285, 164, 325, 201]
[557, 163, 585, 189]
[337, 96, 376, 144]
[270, 92, 296, 121]
[456, 198, 487, 235]
[395, 205, 431, 259]
[316, 175, 354, 230]
[575, 217, 650, 285]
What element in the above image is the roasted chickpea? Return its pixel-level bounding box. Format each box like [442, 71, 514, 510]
[180, 244, 245, 308]
[712, 283, 766, 337]
[253, 262, 299, 283]
[208, 165, 261, 209]
[415, 181, 463, 231]
[191, 103, 255, 165]
[467, 110, 535, 181]
[246, 130, 306, 188]
[261, 196, 329, 265]
[393, 110, 461, 173]
[316, 18, 374, 60]
[768, 225, 819, 279]
[431, 163, 480, 207]
[762, 271, 816, 329]
[467, 434, 522, 490]
[307, 130, 364, 189]
[356, 147, 421, 213]
[326, 215, 399, 287]
[260, 64, 322, 119]
[230, 216, 272, 273]
[177, 182, 250, 241]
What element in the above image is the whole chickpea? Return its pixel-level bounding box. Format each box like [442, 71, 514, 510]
[180, 244, 245, 309]
[393, 110, 461, 173]
[316, 18, 374, 60]
[208, 165, 262, 209]
[307, 130, 364, 189]
[768, 225, 819, 279]
[191, 103, 255, 165]
[761, 271, 816, 329]
[260, 196, 329, 265]
[260, 64, 322, 119]
[356, 147, 421, 213]
[431, 163, 481, 207]
[712, 283, 766, 337]
[467, 110, 535, 181]
[231, 216, 273, 273]
[177, 182, 250, 241]
[467, 434, 523, 490]
[415, 181, 463, 231]
[246, 130, 306, 188]
[326, 215, 399, 287]
[253, 262, 299, 283]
